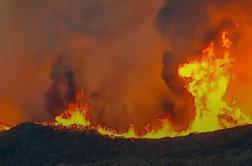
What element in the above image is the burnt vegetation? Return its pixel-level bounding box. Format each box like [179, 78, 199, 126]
[0, 123, 252, 166]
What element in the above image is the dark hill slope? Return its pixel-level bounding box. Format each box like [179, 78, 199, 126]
[0, 123, 252, 166]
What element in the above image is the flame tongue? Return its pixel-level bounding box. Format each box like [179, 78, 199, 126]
[54, 90, 90, 127]
[179, 31, 251, 133]
[52, 31, 251, 139]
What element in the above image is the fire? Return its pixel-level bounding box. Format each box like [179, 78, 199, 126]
[51, 31, 251, 139]
[178, 31, 251, 133]
[97, 124, 139, 139]
[53, 93, 186, 138]
[0, 123, 10, 131]
[142, 119, 188, 138]
[221, 31, 232, 48]
[54, 91, 90, 127]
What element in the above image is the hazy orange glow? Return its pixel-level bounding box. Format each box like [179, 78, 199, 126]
[0, 98, 25, 127]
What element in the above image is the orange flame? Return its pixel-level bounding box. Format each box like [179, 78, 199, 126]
[221, 31, 232, 48]
[178, 31, 251, 133]
[52, 31, 251, 139]
[54, 90, 90, 127]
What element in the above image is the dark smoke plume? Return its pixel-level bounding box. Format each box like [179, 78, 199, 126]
[45, 55, 77, 116]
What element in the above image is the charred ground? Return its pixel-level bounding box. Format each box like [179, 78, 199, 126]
[0, 123, 252, 166]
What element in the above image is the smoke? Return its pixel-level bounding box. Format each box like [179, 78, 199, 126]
[1, 0, 252, 130]
[45, 54, 77, 117]
[0, 0, 168, 129]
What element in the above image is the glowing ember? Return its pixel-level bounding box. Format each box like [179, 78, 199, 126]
[97, 124, 138, 139]
[52, 31, 251, 139]
[0, 123, 10, 131]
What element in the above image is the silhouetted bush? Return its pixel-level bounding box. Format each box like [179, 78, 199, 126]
[0, 123, 252, 166]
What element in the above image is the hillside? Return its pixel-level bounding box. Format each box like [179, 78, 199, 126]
[0, 123, 252, 166]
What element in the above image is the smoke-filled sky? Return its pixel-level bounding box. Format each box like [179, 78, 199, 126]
[0, 0, 252, 130]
